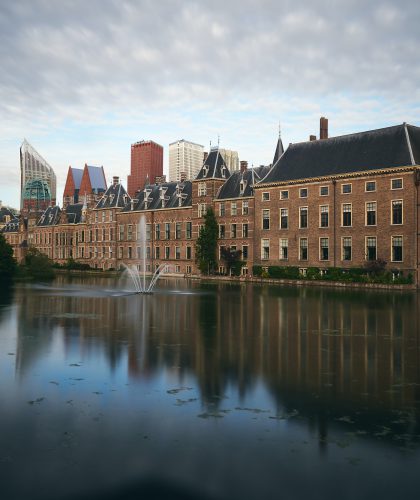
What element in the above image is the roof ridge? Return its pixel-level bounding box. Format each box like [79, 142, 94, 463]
[404, 122, 415, 166]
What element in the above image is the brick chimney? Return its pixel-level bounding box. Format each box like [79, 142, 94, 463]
[180, 171, 187, 182]
[112, 176, 119, 186]
[240, 160, 248, 173]
[320, 117, 328, 140]
[309, 135, 317, 141]
[203, 151, 209, 163]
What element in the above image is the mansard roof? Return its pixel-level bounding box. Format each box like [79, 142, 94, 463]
[64, 203, 84, 224]
[95, 182, 130, 209]
[37, 206, 61, 226]
[0, 206, 15, 223]
[217, 165, 271, 199]
[1, 216, 20, 233]
[262, 123, 420, 185]
[195, 149, 231, 180]
[123, 181, 192, 212]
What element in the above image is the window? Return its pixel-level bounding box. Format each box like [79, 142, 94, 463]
[155, 224, 160, 240]
[175, 247, 181, 260]
[231, 224, 237, 238]
[242, 223, 249, 238]
[299, 188, 308, 198]
[231, 202, 237, 216]
[280, 190, 289, 200]
[280, 208, 288, 229]
[128, 247, 132, 259]
[198, 203, 207, 217]
[102, 211, 105, 222]
[242, 201, 249, 215]
[342, 237, 352, 261]
[198, 182, 207, 196]
[186, 246, 192, 260]
[320, 238, 329, 261]
[186, 222, 192, 239]
[392, 200, 403, 224]
[146, 247, 151, 259]
[320, 205, 329, 227]
[299, 238, 308, 260]
[242, 245, 248, 259]
[186, 265, 192, 274]
[320, 186, 329, 196]
[175, 222, 181, 239]
[261, 239, 270, 260]
[146, 224, 151, 241]
[165, 246, 170, 259]
[342, 183, 352, 194]
[219, 202, 225, 216]
[365, 181, 376, 192]
[342, 203, 352, 226]
[262, 209, 270, 230]
[118, 225, 124, 241]
[366, 202, 376, 225]
[366, 237, 377, 261]
[165, 223, 170, 239]
[280, 238, 288, 260]
[219, 225, 225, 238]
[155, 246, 160, 259]
[392, 236, 403, 262]
[262, 192, 270, 201]
[299, 207, 308, 228]
[391, 178, 403, 190]
[175, 265, 181, 273]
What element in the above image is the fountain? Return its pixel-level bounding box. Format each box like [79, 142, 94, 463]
[122, 215, 168, 294]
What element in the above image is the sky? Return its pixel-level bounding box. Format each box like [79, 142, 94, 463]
[1, 0, 419, 209]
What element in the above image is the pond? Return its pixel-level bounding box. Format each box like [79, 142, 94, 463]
[0, 276, 419, 500]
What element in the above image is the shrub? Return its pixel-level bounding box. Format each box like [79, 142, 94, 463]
[253, 265, 263, 277]
[21, 247, 55, 280]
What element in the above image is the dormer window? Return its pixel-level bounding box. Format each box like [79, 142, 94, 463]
[221, 165, 226, 177]
[240, 180, 247, 195]
[203, 165, 209, 177]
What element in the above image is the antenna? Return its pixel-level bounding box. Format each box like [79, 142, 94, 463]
[279, 121, 281, 139]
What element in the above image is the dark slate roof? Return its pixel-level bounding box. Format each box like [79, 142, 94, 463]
[87, 165, 106, 192]
[71, 167, 83, 189]
[262, 123, 420, 185]
[65, 203, 83, 224]
[217, 166, 271, 199]
[0, 206, 14, 223]
[272, 136, 284, 165]
[195, 149, 231, 180]
[123, 181, 192, 212]
[1, 217, 20, 233]
[37, 206, 61, 226]
[95, 182, 130, 209]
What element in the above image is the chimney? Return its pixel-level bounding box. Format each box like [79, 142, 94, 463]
[320, 117, 328, 140]
[240, 160, 248, 173]
[113, 176, 119, 186]
[309, 135, 317, 141]
[180, 171, 187, 182]
[203, 151, 209, 162]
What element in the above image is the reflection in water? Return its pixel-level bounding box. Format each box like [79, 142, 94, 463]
[1, 276, 420, 500]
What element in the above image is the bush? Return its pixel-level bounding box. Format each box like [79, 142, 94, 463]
[253, 265, 263, 277]
[306, 267, 321, 280]
[21, 247, 55, 280]
[0, 233, 17, 280]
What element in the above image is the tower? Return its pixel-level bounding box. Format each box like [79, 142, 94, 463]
[127, 140, 163, 198]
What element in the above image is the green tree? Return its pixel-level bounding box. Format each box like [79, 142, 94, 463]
[220, 246, 244, 276]
[22, 247, 55, 280]
[195, 207, 218, 275]
[0, 233, 17, 280]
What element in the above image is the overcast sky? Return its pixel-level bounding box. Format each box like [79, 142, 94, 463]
[1, 0, 419, 208]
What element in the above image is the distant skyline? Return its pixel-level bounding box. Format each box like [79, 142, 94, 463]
[1, 0, 419, 208]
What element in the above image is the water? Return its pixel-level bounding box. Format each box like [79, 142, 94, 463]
[0, 276, 419, 500]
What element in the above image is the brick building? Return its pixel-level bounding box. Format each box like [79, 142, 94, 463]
[127, 140, 163, 198]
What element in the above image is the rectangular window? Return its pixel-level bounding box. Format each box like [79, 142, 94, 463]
[146, 247, 151, 259]
[242, 201, 249, 215]
[342, 203, 352, 226]
[219, 202, 225, 216]
[262, 209, 270, 230]
[242, 223, 249, 238]
[175, 265, 181, 273]
[319, 205, 329, 227]
[280, 208, 288, 229]
[186, 246, 192, 260]
[102, 211, 105, 222]
[219, 225, 225, 238]
[118, 225, 124, 241]
[198, 203, 206, 217]
[366, 237, 377, 261]
[242, 245, 248, 259]
[391, 178, 403, 190]
[280, 190, 289, 200]
[165, 223, 170, 239]
[175, 247, 181, 260]
[365, 181, 376, 192]
[146, 224, 151, 241]
[342, 237, 352, 261]
[299, 207, 308, 228]
[262, 192, 270, 201]
[280, 238, 288, 260]
[186, 222, 192, 239]
[165, 246, 170, 259]
[128, 247, 132, 259]
[392, 236, 403, 262]
[392, 200, 403, 224]
[186, 265, 192, 274]
[342, 183, 352, 194]
[366, 201, 377, 225]
[231, 224, 237, 238]
[299, 188, 308, 198]
[198, 182, 207, 196]
[155, 246, 160, 259]
[320, 186, 329, 196]
[231, 202, 237, 216]
[320, 238, 329, 261]
[155, 224, 160, 240]
[299, 238, 308, 260]
[261, 239, 270, 260]
[175, 222, 181, 239]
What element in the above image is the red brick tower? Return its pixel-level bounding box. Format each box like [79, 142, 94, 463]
[127, 140, 163, 198]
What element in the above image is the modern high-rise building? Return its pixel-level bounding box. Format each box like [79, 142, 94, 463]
[127, 140, 163, 198]
[169, 139, 204, 181]
[20, 139, 56, 211]
[216, 147, 240, 172]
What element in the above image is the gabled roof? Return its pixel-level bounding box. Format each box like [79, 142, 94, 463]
[262, 123, 420, 185]
[195, 149, 231, 180]
[37, 206, 61, 226]
[71, 168, 83, 189]
[1, 216, 20, 233]
[217, 166, 271, 199]
[123, 181, 192, 212]
[95, 182, 131, 209]
[86, 165, 107, 192]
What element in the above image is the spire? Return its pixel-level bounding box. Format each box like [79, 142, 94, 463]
[272, 123, 284, 165]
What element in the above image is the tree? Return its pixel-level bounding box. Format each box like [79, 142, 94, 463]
[195, 207, 218, 275]
[220, 246, 244, 276]
[0, 233, 17, 280]
[22, 247, 55, 280]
